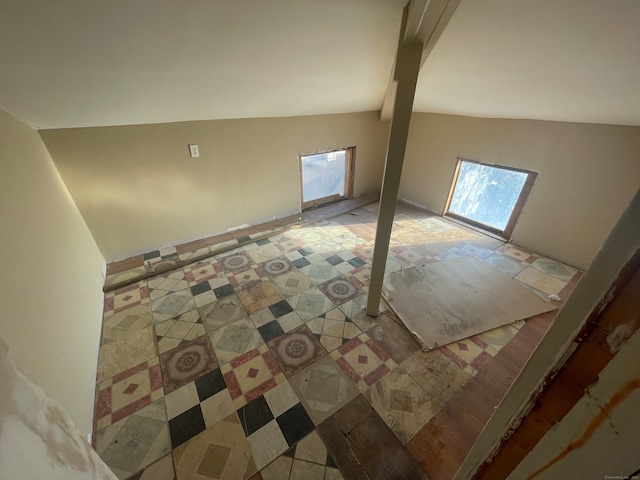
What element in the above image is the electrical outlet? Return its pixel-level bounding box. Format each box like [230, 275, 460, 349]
[188, 144, 200, 158]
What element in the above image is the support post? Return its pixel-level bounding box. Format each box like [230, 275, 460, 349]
[366, 40, 423, 316]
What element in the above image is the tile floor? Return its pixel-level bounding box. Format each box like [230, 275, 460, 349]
[94, 201, 581, 479]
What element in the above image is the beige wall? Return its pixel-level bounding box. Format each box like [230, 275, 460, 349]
[0, 339, 117, 479]
[40, 112, 390, 261]
[0, 109, 105, 436]
[401, 113, 640, 269]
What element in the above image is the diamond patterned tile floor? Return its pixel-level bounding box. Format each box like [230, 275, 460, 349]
[330, 333, 397, 392]
[221, 344, 286, 409]
[154, 309, 206, 354]
[95, 201, 581, 479]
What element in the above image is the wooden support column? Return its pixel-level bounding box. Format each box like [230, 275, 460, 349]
[366, 38, 423, 316]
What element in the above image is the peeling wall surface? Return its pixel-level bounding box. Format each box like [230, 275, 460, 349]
[0, 339, 117, 480]
[509, 329, 640, 479]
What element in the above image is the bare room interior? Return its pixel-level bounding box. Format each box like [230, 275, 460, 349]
[1, 1, 639, 479]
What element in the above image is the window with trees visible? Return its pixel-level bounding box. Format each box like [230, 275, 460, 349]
[444, 158, 537, 238]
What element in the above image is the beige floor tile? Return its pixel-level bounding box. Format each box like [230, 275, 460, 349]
[209, 317, 265, 365]
[164, 382, 199, 419]
[174, 413, 255, 480]
[263, 381, 299, 417]
[139, 454, 175, 480]
[324, 467, 345, 480]
[246, 243, 283, 263]
[289, 356, 358, 425]
[236, 280, 284, 314]
[290, 459, 325, 480]
[273, 270, 314, 298]
[363, 368, 440, 444]
[102, 304, 153, 345]
[97, 326, 157, 383]
[260, 455, 293, 480]
[294, 431, 327, 464]
[248, 420, 289, 470]
[515, 266, 567, 295]
[200, 294, 248, 333]
[201, 389, 236, 428]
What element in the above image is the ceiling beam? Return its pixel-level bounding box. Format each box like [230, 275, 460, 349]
[418, 0, 461, 67]
[403, 0, 430, 44]
[379, 0, 461, 121]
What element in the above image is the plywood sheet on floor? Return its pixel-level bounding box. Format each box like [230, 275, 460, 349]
[383, 255, 556, 350]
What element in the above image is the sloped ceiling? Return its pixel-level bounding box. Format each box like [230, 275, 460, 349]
[415, 0, 640, 126]
[0, 0, 406, 128]
[0, 0, 639, 129]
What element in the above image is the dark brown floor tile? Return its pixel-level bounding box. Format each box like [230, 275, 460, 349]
[348, 410, 429, 480]
[431, 402, 483, 452]
[492, 334, 534, 369]
[427, 414, 476, 461]
[106, 255, 144, 275]
[332, 395, 373, 435]
[367, 313, 421, 364]
[520, 314, 554, 341]
[450, 378, 501, 425]
[205, 231, 238, 247]
[175, 238, 209, 254]
[473, 355, 518, 395]
[317, 418, 371, 480]
[407, 428, 458, 480]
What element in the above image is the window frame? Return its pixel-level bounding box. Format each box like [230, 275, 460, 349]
[444, 158, 537, 239]
[299, 146, 355, 211]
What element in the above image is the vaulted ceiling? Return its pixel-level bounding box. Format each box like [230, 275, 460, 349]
[0, 0, 638, 129]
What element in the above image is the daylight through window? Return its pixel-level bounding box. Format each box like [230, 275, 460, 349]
[445, 159, 536, 237]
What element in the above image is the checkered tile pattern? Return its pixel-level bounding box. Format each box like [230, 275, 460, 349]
[306, 308, 362, 352]
[95, 202, 582, 480]
[165, 368, 232, 447]
[239, 387, 315, 470]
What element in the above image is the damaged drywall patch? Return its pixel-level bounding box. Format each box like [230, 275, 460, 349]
[607, 319, 637, 354]
[526, 377, 640, 479]
[0, 338, 116, 479]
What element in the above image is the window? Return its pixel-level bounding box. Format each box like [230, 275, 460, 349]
[299, 147, 355, 210]
[445, 158, 537, 237]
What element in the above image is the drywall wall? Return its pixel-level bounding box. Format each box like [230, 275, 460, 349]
[456, 188, 640, 479]
[401, 113, 640, 269]
[0, 339, 117, 479]
[40, 111, 390, 261]
[0, 109, 105, 436]
[508, 328, 640, 479]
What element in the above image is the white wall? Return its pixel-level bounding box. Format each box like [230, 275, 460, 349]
[0, 339, 117, 479]
[401, 113, 640, 270]
[0, 109, 105, 436]
[40, 112, 390, 261]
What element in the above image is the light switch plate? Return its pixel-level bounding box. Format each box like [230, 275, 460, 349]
[188, 144, 200, 158]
